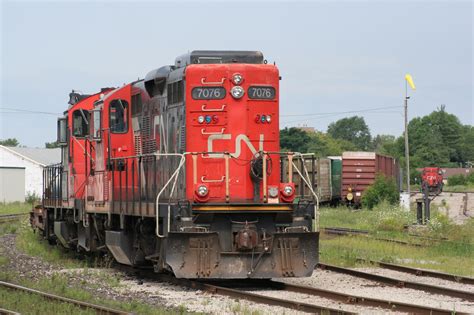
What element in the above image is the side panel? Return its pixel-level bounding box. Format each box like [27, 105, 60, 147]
[330, 159, 341, 199]
[316, 158, 332, 202]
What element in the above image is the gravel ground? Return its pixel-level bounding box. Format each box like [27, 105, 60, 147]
[280, 269, 474, 313]
[2, 231, 473, 314]
[245, 287, 404, 314]
[0, 232, 299, 314]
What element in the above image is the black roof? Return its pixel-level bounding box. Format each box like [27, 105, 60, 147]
[175, 50, 264, 68]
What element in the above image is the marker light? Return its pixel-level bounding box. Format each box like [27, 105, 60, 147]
[212, 115, 219, 123]
[268, 186, 279, 198]
[232, 73, 243, 85]
[197, 185, 208, 197]
[255, 115, 261, 123]
[198, 116, 205, 124]
[205, 115, 212, 124]
[230, 86, 244, 99]
[261, 115, 266, 123]
[266, 115, 272, 123]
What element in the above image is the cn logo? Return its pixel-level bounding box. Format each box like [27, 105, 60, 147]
[207, 134, 264, 158]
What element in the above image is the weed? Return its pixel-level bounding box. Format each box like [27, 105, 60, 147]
[0, 202, 31, 215]
[319, 205, 474, 276]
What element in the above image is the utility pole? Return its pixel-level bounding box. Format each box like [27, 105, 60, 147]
[404, 86, 410, 195]
[404, 74, 416, 195]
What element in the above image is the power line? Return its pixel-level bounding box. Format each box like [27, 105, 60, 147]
[0, 107, 61, 116]
[280, 106, 403, 125]
[280, 105, 401, 117]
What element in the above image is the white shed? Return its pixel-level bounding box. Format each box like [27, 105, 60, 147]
[0, 145, 61, 201]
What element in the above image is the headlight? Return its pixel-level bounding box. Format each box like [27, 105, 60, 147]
[197, 185, 208, 197]
[232, 73, 243, 85]
[230, 86, 244, 99]
[283, 185, 294, 196]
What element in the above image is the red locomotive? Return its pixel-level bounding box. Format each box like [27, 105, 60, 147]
[33, 51, 319, 279]
[421, 167, 443, 195]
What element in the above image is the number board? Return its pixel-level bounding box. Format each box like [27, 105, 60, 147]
[192, 87, 226, 100]
[248, 86, 276, 100]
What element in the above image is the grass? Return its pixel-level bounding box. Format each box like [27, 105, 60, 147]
[0, 220, 22, 236]
[15, 222, 87, 268]
[0, 287, 96, 315]
[443, 184, 474, 193]
[0, 222, 187, 314]
[318, 202, 474, 276]
[0, 270, 179, 315]
[0, 202, 32, 215]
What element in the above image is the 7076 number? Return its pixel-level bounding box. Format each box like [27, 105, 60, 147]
[249, 87, 275, 99]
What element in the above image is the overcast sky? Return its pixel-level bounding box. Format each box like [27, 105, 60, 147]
[1, 0, 472, 147]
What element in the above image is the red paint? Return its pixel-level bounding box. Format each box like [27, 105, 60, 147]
[184, 64, 280, 202]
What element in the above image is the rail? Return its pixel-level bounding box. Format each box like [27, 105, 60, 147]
[0, 280, 128, 315]
[122, 265, 460, 315]
[0, 213, 28, 223]
[359, 259, 474, 285]
[318, 263, 474, 301]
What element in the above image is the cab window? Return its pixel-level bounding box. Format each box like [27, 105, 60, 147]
[109, 99, 129, 133]
[72, 109, 90, 137]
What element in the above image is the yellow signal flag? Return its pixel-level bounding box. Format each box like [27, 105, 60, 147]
[405, 74, 416, 90]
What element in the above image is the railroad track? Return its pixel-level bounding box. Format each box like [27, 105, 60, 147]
[322, 226, 427, 247]
[318, 263, 474, 301]
[0, 213, 28, 223]
[0, 307, 20, 315]
[0, 280, 129, 315]
[124, 267, 464, 314]
[359, 259, 474, 285]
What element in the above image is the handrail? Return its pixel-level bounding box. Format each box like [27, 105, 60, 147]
[201, 104, 226, 112]
[291, 152, 320, 232]
[155, 153, 186, 238]
[201, 77, 225, 85]
[201, 128, 225, 135]
[201, 175, 225, 183]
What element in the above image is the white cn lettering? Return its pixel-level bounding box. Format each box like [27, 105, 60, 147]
[207, 134, 264, 158]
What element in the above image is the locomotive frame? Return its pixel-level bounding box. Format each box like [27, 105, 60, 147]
[32, 51, 320, 279]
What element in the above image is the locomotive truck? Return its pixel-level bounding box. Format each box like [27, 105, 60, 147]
[31, 51, 320, 279]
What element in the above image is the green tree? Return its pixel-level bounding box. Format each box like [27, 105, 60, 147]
[406, 106, 463, 167]
[307, 132, 356, 157]
[459, 125, 474, 164]
[371, 134, 398, 156]
[280, 127, 312, 153]
[45, 141, 60, 148]
[327, 116, 371, 150]
[0, 138, 19, 146]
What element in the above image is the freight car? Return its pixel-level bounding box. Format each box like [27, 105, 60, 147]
[281, 155, 342, 204]
[32, 51, 319, 279]
[341, 152, 399, 206]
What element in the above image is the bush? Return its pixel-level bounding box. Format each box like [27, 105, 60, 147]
[361, 175, 399, 209]
[447, 174, 467, 186]
[25, 191, 40, 205]
[467, 172, 474, 185]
